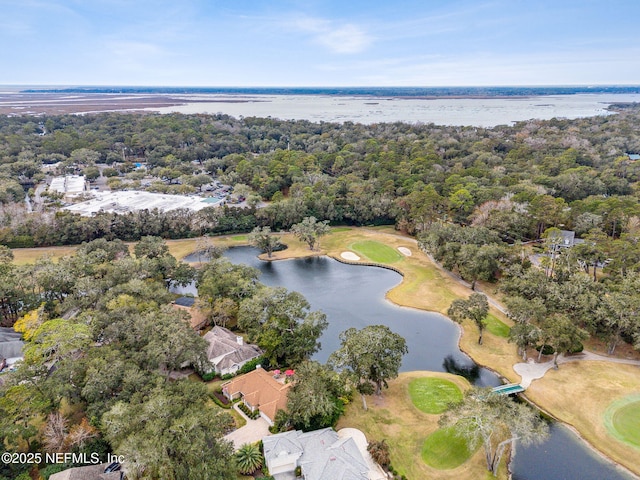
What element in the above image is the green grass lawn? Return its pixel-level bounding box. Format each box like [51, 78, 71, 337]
[604, 395, 640, 448]
[409, 378, 463, 414]
[421, 426, 475, 469]
[189, 373, 246, 428]
[485, 314, 510, 338]
[350, 240, 403, 264]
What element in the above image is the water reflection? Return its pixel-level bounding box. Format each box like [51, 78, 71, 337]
[443, 354, 480, 383]
[221, 247, 499, 381]
[179, 247, 636, 480]
[511, 423, 635, 480]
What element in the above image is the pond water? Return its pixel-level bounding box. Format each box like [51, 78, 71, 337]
[179, 249, 498, 385]
[177, 247, 636, 480]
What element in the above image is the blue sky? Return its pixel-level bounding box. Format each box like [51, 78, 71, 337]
[1, 0, 639, 86]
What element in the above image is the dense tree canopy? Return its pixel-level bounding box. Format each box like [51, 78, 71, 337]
[102, 381, 236, 480]
[237, 286, 328, 367]
[284, 360, 347, 431]
[0, 239, 238, 479]
[1, 107, 640, 249]
[328, 325, 408, 400]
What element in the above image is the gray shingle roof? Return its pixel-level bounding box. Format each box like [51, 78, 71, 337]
[203, 326, 262, 369]
[264, 428, 369, 480]
[263, 430, 304, 458]
[0, 327, 23, 360]
[49, 463, 121, 480]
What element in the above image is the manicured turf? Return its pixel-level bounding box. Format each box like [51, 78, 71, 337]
[409, 378, 463, 414]
[330, 227, 353, 233]
[604, 395, 640, 448]
[231, 235, 248, 241]
[350, 240, 403, 264]
[421, 426, 474, 469]
[485, 314, 510, 338]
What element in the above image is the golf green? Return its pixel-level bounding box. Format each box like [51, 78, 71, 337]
[421, 426, 474, 469]
[350, 240, 403, 264]
[604, 395, 640, 448]
[409, 377, 463, 414]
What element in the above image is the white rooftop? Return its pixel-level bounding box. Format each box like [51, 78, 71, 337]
[64, 190, 223, 216]
[49, 175, 86, 194]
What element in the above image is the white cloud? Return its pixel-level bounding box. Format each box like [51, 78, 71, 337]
[316, 24, 371, 54]
[101, 41, 168, 74]
[307, 45, 640, 86]
[290, 15, 372, 54]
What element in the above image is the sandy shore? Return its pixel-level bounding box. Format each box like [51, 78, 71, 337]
[0, 93, 238, 115]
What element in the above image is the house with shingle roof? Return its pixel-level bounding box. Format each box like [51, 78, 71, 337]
[263, 428, 370, 480]
[222, 366, 291, 425]
[49, 463, 122, 480]
[0, 327, 23, 371]
[203, 326, 262, 376]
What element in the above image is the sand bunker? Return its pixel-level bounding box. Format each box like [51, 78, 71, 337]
[398, 247, 412, 256]
[341, 251, 360, 261]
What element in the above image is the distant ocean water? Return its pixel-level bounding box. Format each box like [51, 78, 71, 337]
[146, 92, 640, 127]
[21, 86, 640, 96]
[18, 86, 640, 127]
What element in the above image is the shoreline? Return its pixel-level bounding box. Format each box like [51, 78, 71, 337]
[2, 92, 639, 127]
[10, 231, 640, 476]
[232, 233, 640, 478]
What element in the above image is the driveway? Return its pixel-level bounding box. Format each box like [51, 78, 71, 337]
[224, 404, 271, 449]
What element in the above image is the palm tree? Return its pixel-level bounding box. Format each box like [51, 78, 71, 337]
[236, 442, 263, 475]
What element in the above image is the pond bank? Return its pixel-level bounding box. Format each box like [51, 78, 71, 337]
[194, 228, 640, 478]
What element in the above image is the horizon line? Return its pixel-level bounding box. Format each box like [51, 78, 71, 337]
[5, 84, 640, 89]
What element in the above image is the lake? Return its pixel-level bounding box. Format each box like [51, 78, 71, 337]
[176, 247, 637, 480]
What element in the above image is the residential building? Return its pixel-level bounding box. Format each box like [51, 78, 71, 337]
[49, 463, 122, 480]
[222, 366, 291, 425]
[0, 327, 23, 371]
[263, 428, 370, 480]
[203, 326, 262, 376]
[556, 230, 585, 248]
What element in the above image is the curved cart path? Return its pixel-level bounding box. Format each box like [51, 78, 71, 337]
[515, 351, 640, 388]
[367, 230, 640, 389]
